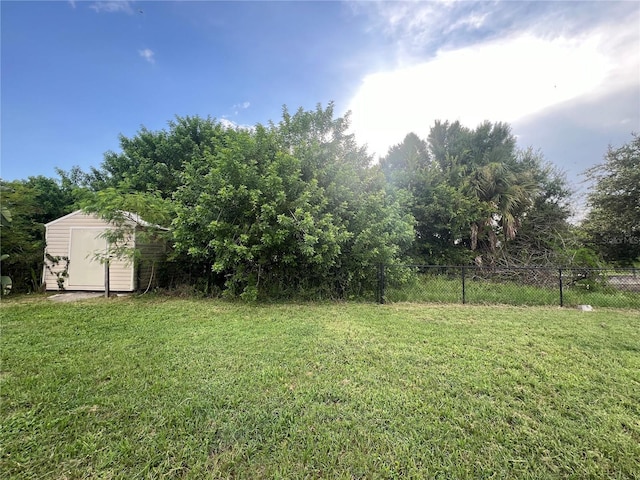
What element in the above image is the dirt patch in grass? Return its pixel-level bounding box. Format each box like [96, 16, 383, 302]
[47, 292, 105, 302]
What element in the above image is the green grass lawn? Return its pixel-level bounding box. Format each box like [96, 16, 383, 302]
[2, 296, 639, 479]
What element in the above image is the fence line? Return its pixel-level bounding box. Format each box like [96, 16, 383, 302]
[377, 265, 639, 309]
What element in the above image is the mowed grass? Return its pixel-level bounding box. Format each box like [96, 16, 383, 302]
[1, 297, 639, 479]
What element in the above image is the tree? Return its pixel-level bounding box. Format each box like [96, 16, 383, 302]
[495, 151, 587, 267]
[382, 121, 542, 265]
[583, 134, 640, 265]
[0, 186, 12, 294]
[173, 104, 414, 298]
[0, 177, 75, 292]
[275, 103, 414, 295]
[174, 124, 343, 298]
[381, 131, 474, 264]
[381, 120, 585, 267]
[445, 121, 538, 255]
[80, 187, 173, 267]
[61, 116, 231, 199]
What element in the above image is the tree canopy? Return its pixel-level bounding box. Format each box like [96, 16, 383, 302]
[583, 134, 640, 265]
[0, 177, 75, 292]
[172, 104, 413, 299]
[380, 121, 575, 266]
[74, 116, 229, 199]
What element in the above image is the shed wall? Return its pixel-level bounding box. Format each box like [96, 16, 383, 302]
[44, 212, 135, 291]
[136, 238, 167, 291]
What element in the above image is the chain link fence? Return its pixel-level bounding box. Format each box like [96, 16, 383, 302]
[377, 265, 640, 309]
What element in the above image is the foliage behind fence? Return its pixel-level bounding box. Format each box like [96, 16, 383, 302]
[379, 265, 640, 309]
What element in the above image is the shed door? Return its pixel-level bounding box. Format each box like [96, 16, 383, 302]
[68, 228, 107, 289]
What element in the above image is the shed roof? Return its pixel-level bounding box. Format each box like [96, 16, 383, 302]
[45, 210, 169, 230]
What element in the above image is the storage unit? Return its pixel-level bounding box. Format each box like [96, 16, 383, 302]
[43, 210, 166, 292]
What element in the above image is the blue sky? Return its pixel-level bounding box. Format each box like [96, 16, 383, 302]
[2, 0, 639, 205]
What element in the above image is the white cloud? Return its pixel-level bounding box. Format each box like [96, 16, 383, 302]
[90, 1, 134, 14]
[231, 101, 251, 115]
[219, 118, 254, 131]
[219, 118, 237, 129]
[347, 29, 633, 158]
[138, 48, 155, 64]
[68, 0, 77, 9]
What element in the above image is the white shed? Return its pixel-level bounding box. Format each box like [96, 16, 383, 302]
[43, 210, 166, 292]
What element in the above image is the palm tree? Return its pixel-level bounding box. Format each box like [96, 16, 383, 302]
[454, 122, 538, 253]
[468, 158, 538, 251]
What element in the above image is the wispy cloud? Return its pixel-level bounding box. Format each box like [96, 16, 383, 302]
[90, 1, 134, 14]
[231, 101, 251, 115]
[68, 0, 77, 9]
[138, 48, 155, 64]
[358, 1, 638, 66]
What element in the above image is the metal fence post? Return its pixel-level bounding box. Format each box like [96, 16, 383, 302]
[104, 258, 110, 298]
[376, 264, 380, 304]
[462, 266, 466, 304]
[558, 268, 563, 307]
[377, 264, 386, 304]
